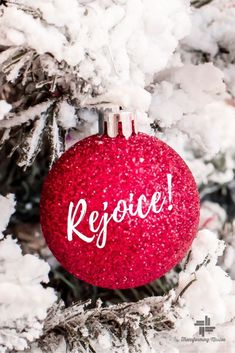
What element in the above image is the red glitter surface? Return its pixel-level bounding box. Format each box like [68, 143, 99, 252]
[40, 133, 200, 289]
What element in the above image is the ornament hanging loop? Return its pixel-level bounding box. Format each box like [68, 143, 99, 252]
[98, 110, 139, 139]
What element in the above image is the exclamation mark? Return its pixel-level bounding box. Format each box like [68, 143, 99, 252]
[167, 174, 173, 211]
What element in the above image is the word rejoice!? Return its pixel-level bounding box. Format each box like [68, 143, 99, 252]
[67, 174, 173, 249]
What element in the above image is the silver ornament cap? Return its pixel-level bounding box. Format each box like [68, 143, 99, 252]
[98, 110, 139, 139]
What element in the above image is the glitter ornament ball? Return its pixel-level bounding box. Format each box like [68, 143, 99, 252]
[40, 112, 200, 289]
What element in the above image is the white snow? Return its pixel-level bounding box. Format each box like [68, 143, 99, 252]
[0, 194, 15, 238]
[0, 195, 56, 353]
[0, 100, 12, 120]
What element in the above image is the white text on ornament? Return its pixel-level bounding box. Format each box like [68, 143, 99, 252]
[67, 174, 173, 248]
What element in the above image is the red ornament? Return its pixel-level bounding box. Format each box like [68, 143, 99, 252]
[40, 112, 200, 289]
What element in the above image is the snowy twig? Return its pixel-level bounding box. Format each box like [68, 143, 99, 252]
[39, 297, 175, 353]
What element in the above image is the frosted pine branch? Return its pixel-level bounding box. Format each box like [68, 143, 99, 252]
[39, 296, 175, 353]
[0, 0, 190, 108]
[0, 0, 191, 167]
[29, 229, 235, 353]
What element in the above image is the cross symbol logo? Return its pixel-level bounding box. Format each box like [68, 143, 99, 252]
[194, 316, 215, 337]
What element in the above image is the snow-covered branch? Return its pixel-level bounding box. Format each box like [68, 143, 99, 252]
[24, 230, 235, 353]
